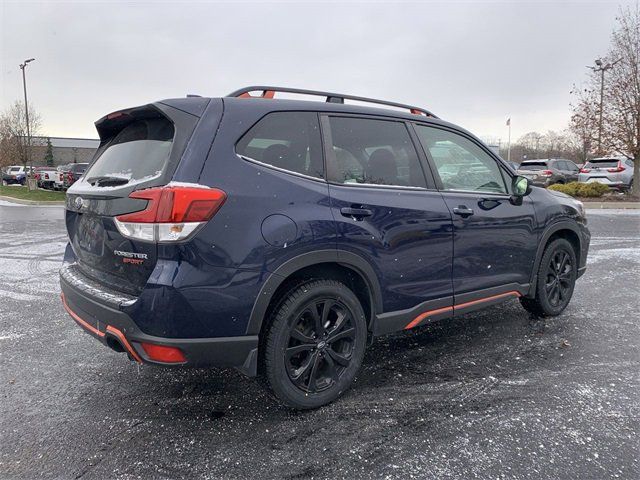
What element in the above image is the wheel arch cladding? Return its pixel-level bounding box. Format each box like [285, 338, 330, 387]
[528, 221, 582, 295]
[246, 250, 382, 336]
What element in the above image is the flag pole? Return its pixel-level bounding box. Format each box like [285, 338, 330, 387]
[506, 118, 512, 162]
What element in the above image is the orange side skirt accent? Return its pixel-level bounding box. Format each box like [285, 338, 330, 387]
[454, 291, 521, 310]
[404, 290, 522, 330]
[404, 306, 453, 330]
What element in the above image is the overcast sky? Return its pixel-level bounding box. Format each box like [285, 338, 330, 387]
[0, 0, 632, 143]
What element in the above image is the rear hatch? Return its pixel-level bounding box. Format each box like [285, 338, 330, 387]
[517, 161, 548, 180]
[581, 159, 621, 182]
[65, 102, 203, 295]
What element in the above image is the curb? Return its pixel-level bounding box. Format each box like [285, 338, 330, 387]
[0, 195, 65, 206]
[583, 202, 640, 210]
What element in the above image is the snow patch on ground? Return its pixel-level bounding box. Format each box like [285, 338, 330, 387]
[587, 247, 640, 265]
[0, 288, 39, 301]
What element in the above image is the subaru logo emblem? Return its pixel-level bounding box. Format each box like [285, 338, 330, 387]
[74, 196, 84, 209]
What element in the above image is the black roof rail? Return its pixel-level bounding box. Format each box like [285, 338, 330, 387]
[226, 86, 438, 118]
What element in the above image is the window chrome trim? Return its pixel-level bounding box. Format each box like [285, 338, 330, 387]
[439, 188, 511, 198]
[327, 180, 435, 192]
[237, 154, 327, 183]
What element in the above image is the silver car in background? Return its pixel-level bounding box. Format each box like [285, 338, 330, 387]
[578, 157, 634, 191]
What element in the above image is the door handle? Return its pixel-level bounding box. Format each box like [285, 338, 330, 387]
[340, 207, 373, 220]
[453, 205, 474, 218]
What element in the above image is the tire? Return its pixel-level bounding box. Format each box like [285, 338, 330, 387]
[520, 238, 577, 317]
[262, 279, 367, 409]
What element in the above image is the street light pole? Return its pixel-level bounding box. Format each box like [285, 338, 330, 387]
[588, 58, 621, 154]
[18, 58, 35, 188]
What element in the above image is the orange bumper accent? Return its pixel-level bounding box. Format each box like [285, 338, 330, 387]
[61, 293, 143, 364]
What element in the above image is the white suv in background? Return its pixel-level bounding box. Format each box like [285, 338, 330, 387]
[578, 157, 635, 191]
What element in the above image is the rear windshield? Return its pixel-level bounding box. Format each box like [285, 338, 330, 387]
[84, 117, 174, 183]
[585, 159, 619, 168]
[70, 163, 88, 173]
[519, 161, 548, 170]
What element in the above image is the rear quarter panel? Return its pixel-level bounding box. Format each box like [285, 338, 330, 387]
[142, 102, 337, 338]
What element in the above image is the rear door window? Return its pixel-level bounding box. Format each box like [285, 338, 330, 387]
[236, 112, 323, 179]
[565, 161, 578, 171]
[325, 116, 426, 188]
[84, 117, 174, 183]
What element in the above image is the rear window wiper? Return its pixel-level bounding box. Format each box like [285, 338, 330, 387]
[86, 175, 130, 187]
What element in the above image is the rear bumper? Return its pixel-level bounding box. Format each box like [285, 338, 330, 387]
[529, 178, 554, 187]
[60, 264, 258, 375]
[577, 176, 628, 188]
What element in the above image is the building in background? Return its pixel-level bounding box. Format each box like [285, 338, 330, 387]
[28, 136, 99, 167]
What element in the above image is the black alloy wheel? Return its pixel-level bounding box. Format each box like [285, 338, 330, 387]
[520, 238, 577, 317]
[262, 279, 367, 409]
[285, 298, 356, 393]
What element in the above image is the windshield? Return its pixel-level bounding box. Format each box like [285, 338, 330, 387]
[84, 117, 173, 183]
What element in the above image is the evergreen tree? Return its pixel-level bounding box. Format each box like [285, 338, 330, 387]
[44, 137, 54, 167]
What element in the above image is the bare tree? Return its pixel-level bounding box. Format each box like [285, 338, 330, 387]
[0, 101, 42, 170]
[569, 90, 598, 163]
[571, 4, 640, 193]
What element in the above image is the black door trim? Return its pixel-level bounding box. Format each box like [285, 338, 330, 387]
[373, 282, 529, 335]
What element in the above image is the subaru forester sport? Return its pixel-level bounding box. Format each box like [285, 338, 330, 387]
[60, 86, 590, 409]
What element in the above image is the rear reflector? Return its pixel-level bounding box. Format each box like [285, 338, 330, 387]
[114, 185, 226, 243]
[140, 342, 186, 363]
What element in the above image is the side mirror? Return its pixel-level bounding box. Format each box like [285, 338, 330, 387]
[510, 175, 531, 205]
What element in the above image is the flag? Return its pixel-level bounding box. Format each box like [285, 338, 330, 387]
[506, 118, 511, 126]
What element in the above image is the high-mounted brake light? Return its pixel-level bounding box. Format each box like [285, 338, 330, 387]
[114, 185, 226, 243]
[607, 161, 625, 173]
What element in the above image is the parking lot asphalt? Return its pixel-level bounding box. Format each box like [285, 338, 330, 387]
[0, 204, 638, 480]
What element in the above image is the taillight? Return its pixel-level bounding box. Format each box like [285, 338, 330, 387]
[114, 185, 226, 243]
[67, 172, 73, 181]
[607, 161, 625, 173]
[580, 168, 591, 173]
[541, 170, 553, 176]
[140, 342, 186, 363]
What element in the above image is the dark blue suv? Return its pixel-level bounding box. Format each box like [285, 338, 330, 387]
[60, 87, 590, 409]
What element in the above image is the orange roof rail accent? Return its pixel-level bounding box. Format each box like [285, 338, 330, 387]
[228, 86, 438, 118]
[238, 90, 275, 99]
